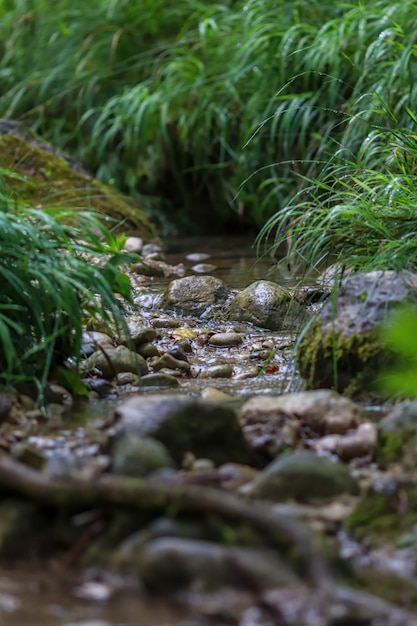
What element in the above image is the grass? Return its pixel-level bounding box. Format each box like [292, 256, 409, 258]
[1, 0, 417, 236]
[0, 173, 137, 399]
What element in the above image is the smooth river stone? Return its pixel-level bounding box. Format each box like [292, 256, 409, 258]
[208, 332, 243, 347]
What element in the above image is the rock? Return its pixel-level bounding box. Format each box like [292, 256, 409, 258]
[233, 365, 261, 379]
[313, 422, 378, 461]
[136, 342, 160, 359]
[245, 450, 359, 502]
[164, 276, 230, 316]
[240, 390, 363, 436]
[134, 259, 185, 278]
[239, 390, 364, 457]
[81, 346, 148, 379]
[123, 321, 157, 347]
[191, 263, 217, 273]
[217, 463, 259, 491]
[199, 364, 233, 378]
[138, 538, 297, 591]
[345, 476, 417, 545]
[82, 331, 114, 348]
[0, 396, 12, 422]
[110, 433, 176, 477]
[83, 378, 116, 397]
[200, 387, 234, 402]
[151, 317, 181, 329]
[186, 253, 211, 262]
[116, 372, 139, 386]
[123, 236, 143, 253]
[296, 270, 417, 397]
[140, 373, 180, 389]
[114, 394, 254, 465]
[377, 401, 417, 467]
[227, 280, 305, 330]
[208, 332, 243, 347]
[151, 352, 191, 373]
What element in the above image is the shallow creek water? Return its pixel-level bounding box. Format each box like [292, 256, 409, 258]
[0, 237, 322, 626]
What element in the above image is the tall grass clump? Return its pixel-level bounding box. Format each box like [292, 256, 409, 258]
[1, 0, 417, 233]
[0, 178, 135, 396]
[259, 105, 417, 274]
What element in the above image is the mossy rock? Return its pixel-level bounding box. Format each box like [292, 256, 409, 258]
[296, 271, 417, 398]
[0, 124, 158, 240]
[344, 479, 417, 545]
[297, 320, 385, 398]
[377, 401, 417, 467]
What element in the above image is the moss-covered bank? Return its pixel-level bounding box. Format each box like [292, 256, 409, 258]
[0, 131, 158, 240]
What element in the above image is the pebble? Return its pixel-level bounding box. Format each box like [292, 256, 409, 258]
[151, 353, 191, 372]
[199, 364, 233, 378]
[152, 317, 181, 329]
[208, 332, 243, 347]
[186, 252, 211, 262]
[123, 236, 143, 253]
[140, 373, 180, 389]
[191, 263, 217, 274]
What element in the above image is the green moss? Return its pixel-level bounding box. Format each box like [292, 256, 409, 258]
[0, 134, 158, 240]
[296, 320, 385, 398]
[345, 484, 417, 544]
[377, 428, 417, 466]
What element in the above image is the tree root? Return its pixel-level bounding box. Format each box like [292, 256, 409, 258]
[0, 451, 328, 587]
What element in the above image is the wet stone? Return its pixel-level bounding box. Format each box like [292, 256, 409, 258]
[116, 372, 139, 386]
[81, 346, 148, 379]
[244, 450, 359, 502]
[123, 236, 143, 253]
[228, 280, 304, 330]
[110, 433, 176, 477]
[83, 378, 115, 397]
[233, 364, 261, 379]
[164, 275, 230, 316]
[114, 394, 254, 465]
[151, 352, 191, 373]
[151, 317, 181, 329]
[191, 263, 217, 273]
[82, 330, 114, 348]
[186, 252, 211, 262]
[199, 364, 233, 378]
[208, 332, 243, 347]
[0, 396, 12, 422]
[140, 373, 180, 389]
[136, 342, 160, 359]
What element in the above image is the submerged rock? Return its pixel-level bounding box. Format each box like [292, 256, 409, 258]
[245, 450, 359, 502]
[227, 280, 305, 330]
[114, 394, 254, 465]
[296, 270, 417, 397]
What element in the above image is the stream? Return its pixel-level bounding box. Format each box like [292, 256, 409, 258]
[1, 236, 302, 626]
[1, 237, 413, 626]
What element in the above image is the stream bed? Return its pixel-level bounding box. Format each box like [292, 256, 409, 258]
[1, 236, 416, 626]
